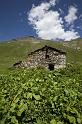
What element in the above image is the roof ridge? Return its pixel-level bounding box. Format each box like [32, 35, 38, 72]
[28, 45, 66, 55]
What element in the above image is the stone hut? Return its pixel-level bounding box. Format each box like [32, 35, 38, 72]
[13, 45, 66, 70]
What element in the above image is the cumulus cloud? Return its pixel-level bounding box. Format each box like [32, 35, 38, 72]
[58, 8, 64, 15]
[28, 0, 79, 41]
[50, 0, 56, 6]
[64, 6, 78, 25]
[79, 14, 82, 21]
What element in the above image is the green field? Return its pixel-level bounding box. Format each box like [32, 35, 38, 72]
[0, 37, 82, 124]
[0, 37, 82, 74]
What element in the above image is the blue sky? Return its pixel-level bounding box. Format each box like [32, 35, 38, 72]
[0, 0, 82, 41]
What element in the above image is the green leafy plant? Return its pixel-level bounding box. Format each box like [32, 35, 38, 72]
[0, 66, 82, 124]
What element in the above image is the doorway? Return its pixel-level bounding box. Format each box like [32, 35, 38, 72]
[48, 64, 54, 70]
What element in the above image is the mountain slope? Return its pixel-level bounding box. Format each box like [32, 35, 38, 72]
[0, 37, 82, 73]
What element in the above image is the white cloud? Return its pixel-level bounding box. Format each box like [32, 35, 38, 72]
[79, 14, 82, 18]
[79, 14, 82, 21]
[64, 6, 78, 25]
[77, 26, 82, 31]
[59, 8, 64, 15]
[50, 0, 56, 6]
[28, 1, 79, 41]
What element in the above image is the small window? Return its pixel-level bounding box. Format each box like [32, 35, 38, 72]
[46, 55, 49, 59]
[48, 64, 54, 70]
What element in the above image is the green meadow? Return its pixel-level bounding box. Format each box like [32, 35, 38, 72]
[0, 37, 82, 124]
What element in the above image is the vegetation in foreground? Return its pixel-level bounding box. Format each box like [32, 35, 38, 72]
[0, 65, 82, 124]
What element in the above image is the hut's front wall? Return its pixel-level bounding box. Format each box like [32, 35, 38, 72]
[25, 49, 66, 69]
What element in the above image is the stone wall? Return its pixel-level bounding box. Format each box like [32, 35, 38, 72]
[25, 48, 66, 69]
[13, 46, 66, 70]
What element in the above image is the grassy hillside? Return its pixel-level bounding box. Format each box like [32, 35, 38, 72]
[0, 37, 82, 124]
[0, 37, 82, 73]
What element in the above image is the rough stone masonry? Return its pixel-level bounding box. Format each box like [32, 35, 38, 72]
[13, 45, 66, 70]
